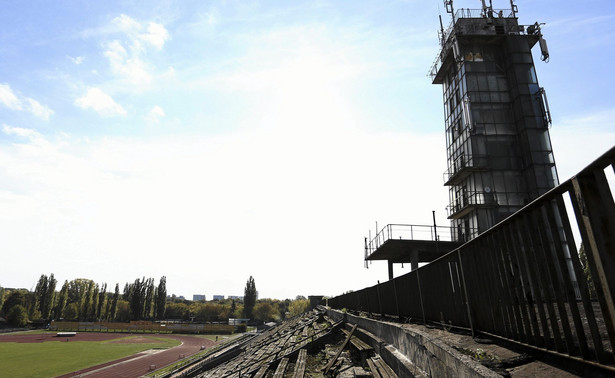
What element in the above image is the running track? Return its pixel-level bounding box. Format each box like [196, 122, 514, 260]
[0, 332, 214, 378]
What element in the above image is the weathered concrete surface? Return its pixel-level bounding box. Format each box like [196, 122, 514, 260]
[328, 308, 498, 377]
[328, 308, 580, 377]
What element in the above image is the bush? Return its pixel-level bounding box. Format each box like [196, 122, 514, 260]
[236, 324, 247, 333]
[7, 305, 28, 328]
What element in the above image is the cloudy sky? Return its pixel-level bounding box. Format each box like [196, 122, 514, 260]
[1, 0, 614, 300]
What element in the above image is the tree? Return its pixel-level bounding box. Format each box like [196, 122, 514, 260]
[1, 290, 27, 315]
[155, 276, 167, 320]
[0, 286, 5, 311]
[289, 299, 310, 317]
[243, 276, 257, 319]
[34, 274, 56, 320]
[54, 281, 69, 319]
[63, 302, 79, 320]
[110, 283, 120, 321]
[67, 278, 95, 320]
[7, 305, 28, 327]
[81, 280, 95, 320]
[124, 277, 144, 320]
[253, 302, 279, 323]
[45, 274, 57, 320]
[96, 283, 107, 320]
[232, 302, 244, 319]
[165, 302, 189, 320]
[144, 278, 155, 319]
[115, 300, 131, 322]
[90, 284, 99, 321]
[124, 276, 160, 320]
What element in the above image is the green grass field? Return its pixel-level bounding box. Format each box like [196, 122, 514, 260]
[0, 336, 180, 377]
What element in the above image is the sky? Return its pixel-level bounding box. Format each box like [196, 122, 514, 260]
[1, 0, 615, 300]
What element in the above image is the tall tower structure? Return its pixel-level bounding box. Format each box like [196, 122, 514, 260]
[430, 0, 558, 241]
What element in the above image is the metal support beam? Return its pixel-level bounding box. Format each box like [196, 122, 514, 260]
[411, 250, 419, 271]
[388, 261, 394, 280]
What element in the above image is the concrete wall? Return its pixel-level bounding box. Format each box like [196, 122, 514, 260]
[327, 309, 499, 378]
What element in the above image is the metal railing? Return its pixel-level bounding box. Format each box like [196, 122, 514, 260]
[365, 224, 474, 260]
[446, 190, 501, 218]
[333, 145, 615, 369]
[429, 8, 518, 79]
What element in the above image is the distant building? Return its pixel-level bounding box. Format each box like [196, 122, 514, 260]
[213, 295, 225, 300]
[193, 294, 206, 301]
[228, 295, 243, 301]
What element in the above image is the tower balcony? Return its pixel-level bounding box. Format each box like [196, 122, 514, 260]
[446, 190, 498, 219]
[364, 224, 468, 265]
[443, 154, 489, 186]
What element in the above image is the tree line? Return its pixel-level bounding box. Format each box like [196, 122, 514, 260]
[0, 274, 166, 327]
[0, 274, 311, 328]
[162, 276, 309, 323]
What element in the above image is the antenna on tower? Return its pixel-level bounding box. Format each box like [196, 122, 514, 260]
[444, 0, 454, 22]
[527, 22, 550, 62]
[510, 0, 518, 18]
[439, 15, 445, 45]
[480, 0, 494, 18]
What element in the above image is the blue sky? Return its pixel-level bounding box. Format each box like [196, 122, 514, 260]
[1, 0, 615, 300]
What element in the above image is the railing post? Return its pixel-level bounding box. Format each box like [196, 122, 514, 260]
[376, 281, 383, 316]
[571, 169, 615, 354]
[457, 249, 475, 337]
[416, 270, 426, 325]
[393, 278, 401, 320]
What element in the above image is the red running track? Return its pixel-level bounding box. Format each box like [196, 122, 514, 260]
[48, 334, 214, 378]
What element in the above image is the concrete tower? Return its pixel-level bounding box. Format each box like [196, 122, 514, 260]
[430, 1, 558, 241]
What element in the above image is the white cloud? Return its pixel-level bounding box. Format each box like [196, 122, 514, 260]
[112, 14, 141, 34]
[0, 83, 22, 110]
[141, 22, 170, 50]
[74, 87, 127, 117]
[1, 125, 52, 155]
[26, 98, 54, 121]
[104, 40, 152, 85]
[100, 15, 169, 86]
[69, 56, 85, 65]
[3, 124, 44, 141]
[145, 105, 165, 123]
[0, 83, 53, 120]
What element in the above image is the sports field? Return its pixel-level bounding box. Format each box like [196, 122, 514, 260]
[0, 332, 183, 377]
